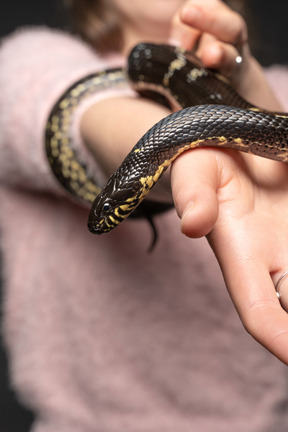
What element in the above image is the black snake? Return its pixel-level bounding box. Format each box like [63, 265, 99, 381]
[45, 43, 288, 237]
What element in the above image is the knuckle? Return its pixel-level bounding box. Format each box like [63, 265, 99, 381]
[241, 299, 278, 338]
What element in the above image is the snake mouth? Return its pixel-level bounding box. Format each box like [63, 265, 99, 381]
[87, 220, 104, 235]
[87, 214, 120, 235]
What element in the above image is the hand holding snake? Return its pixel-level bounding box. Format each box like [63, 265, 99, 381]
[172, 1, 288, 364]
[46, 0, 288, 365]
[171, 0, 281, 109]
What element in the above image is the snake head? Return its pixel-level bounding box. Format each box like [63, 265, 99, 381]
[87, 174, 143, 235]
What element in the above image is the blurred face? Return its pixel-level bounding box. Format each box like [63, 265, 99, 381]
[112, 0, 186, 50]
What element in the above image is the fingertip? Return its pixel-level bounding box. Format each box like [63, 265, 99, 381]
[215, 257, 288, 365]
[201, 42, 224, 69]
[180, 3, 202, 25]
[180, 188, 219, 238]
[169, 24, 201, 51]
[201, 41, 242, 79]
[169, 13, 185, 48]
[171, 148, 220, 238]
[170, 2, 202, 51]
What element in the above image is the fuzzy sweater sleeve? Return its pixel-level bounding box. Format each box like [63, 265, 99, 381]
[0, 27, 133, 196]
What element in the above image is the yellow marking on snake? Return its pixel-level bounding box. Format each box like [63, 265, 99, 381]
[120, 204, 132, 212]
[138, 141, 204, 202]
[249, 107, 262, 112]
[163, 54, 187, 87]
[51, 124, 59, 133]
[114, 208, 122, 218]
[187, 68, 207, 82]
[59, 99, 70, 110]
[86, 182, 100, 193]
[51, 149, 60, 157]
[137, 135, 250, 202]
[214, 73, 230, 84]
[50, 138, 58, 148]
[125, 196, 138, 203]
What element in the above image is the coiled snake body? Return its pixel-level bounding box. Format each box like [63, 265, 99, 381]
[45, 43, 288, 236]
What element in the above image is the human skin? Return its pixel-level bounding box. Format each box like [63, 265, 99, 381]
[170, 0, 288, 364]
[81, 0, 288, 364]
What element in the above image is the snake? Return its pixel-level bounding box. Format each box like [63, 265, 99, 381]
[45, 43, 288, 238]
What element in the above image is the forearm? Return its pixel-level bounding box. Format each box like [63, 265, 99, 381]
[81, 96, 173, 201]
[81, 97, 170, 174]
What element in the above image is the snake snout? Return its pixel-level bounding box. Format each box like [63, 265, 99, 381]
[87, 219, 102, 235]
[88, 195, 123, 235]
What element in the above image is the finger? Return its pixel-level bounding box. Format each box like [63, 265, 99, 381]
[170, 10, 201, 50]
[180, 0, 248, 47]
[197, 35, 243, 78]
[171, 148, 220, 238]
[209, 232, 288, 364]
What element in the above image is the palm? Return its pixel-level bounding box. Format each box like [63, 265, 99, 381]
[171, 149, 288, 364]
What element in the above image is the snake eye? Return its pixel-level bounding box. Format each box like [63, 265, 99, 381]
[102, 202, 112, 213]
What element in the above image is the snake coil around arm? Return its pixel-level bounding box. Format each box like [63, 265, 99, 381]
[45, 43, 288, 239]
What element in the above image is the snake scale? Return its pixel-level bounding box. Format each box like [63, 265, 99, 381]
[45, 43, 288, 236]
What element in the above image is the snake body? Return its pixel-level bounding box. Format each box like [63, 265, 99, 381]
[45, 68, 126, 204]
[45, 43, 288, 236]
[88, 104, 288, 234]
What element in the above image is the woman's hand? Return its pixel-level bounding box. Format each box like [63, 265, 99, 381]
[171, 147, 288, 365]
[171, 0, 247, 77]
[170, 0, 281, 110]
[170, 0, 288, 364]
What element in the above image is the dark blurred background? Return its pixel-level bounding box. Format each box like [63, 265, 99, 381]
[0, 1, 288, 65]
[0, 1, 287, 431]
[246, 1, 288, 66]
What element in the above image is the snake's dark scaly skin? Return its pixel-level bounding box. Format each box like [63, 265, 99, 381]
[88, 104, 288, 233]
[45, 69, 126, 204]
[128, 44, 251, 110]
[45, 43, 288, 235]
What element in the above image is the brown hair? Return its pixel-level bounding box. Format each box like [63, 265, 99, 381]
[64, 0, 123, 53]
[65, 0, 246, 54]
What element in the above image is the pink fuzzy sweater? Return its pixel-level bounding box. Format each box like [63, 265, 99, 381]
[1, 27, 288, 432]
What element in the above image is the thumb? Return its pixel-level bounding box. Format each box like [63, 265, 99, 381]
[171, 148, 220, 238]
